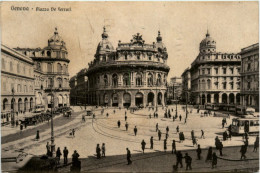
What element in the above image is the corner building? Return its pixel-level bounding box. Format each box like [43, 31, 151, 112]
[86, 27, 170, 108]
[190, 31, 241, 111]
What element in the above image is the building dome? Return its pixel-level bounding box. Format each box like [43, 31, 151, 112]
[47, 27, 66, 49]
[199, 30, 216, 53]
[155, 31, 168, 57]
[96, 26, 114, 55]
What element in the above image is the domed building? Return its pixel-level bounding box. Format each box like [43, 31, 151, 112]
[189, 30, 241, 111]
[14, 28, 70, 110]
[86, 27, 170, 108]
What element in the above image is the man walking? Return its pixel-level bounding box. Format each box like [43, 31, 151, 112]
[164, 139, 167, 152]
[158, 130, 162, 141]
[125, 122, 129, 131]
[150, 136, 153, 149]
[141, 140, 146, 154]
[240, 144, 247, 160]
[117, 120, 121, 128]
[196, 144, 202, 160]
[201, 130, 205, 139]
[102, 143, 106, 157]
[172, 140, 176, 154]
[184, 153, 192, 170]
[156, 123, 159, 132]
[176, 151, 183, 168]
[179, 115, 182, 121]
[176, 126, 179, 133]
[134, 126, 138, 136]
[126, 148, 132, 165]
[63, 147, 69, 165]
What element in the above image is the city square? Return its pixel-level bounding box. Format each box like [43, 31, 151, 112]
[1, 1, 259, 172]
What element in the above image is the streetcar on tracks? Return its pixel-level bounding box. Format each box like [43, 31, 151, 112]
[231, 117, 259, 135]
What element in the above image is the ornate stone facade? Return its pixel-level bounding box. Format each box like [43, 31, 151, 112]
[190, 31, 241, 111]
[240, 43, 259, 111]
[86, 27, 170, 108]
[14, 28, 70, 110]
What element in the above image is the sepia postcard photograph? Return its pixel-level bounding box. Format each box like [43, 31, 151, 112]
[0, 1, 259, 172]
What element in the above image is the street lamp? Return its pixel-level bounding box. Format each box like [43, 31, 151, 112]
[84, 76, 87, 110]
[11, 88, 15, 127]
[50, 77, 56, 157]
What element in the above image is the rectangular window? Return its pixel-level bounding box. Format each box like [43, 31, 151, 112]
[202, 69, 205, 75]
[230, 68, 234, 74]
[230, 82, 234, 89]
[223, 68, 226, 74]
[207, 68, 211, 74]
[215, 68, 218, 74]
[223, 83, 226, 89]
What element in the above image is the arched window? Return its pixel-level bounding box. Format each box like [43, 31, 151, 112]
[112, 74, 118, 87]
[207, 79, 211, 89]
[48, 78, 53, 88]
[123, 73, 130, 86]
[104, 75, 108, 86]
[47, 63, 52, 73]
[125, 54, 127, 60]
[57, 63, 62, 73]
[37, 62, 41, 71]
[47, 51, 51, 57]
[63, 64, 66, 73]
[147, 73, 153, 86]
[157, 74, 162, 85]
[57, 78, 62, 88]
[201, 80, 206, 90]
[136, 73, 142, 86]
[3, 98, 8, 110]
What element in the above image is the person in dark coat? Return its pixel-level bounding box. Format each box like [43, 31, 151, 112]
[172, 140, 176, 154]
[46, 142, 51, 156]
[72, 129, 75, 137]
[126, 148, 132, 165]
[125, 115, 127, 121]
[141, 140, 146, 154]
[125, 122, 129, 131]
[253, 135, 259, 152]
[176, 151, 183, 168]
[206, 147, 213, 161]
[63, 147, 69, 165]
[158, 130, 162, 141]
[201, 130, 205, 139]
[164, 139, 167, 152]
[184, 153, 192, 170]
[134, 126, 138, 136]
[156, 123, 159, 132]
[72, 150, 80, 163]
[56, 147, 62, 164]
[196, 144, 202, 160]
[179, 115, 182, 121]
[176, 126, 179, 133]
[191, 130, 194, 140]
[117, 120, 121, 128]
[219, 142, 223, 156]
[222, 119, 225, 128]
[36, 130, 40, 140]
[96, 144, 101, 159]
[166, 126, 169, 134]
[102, 143, 106, 157]
[192, 137, 197, 146]
[223, 131, 228, 141]
[150, 136, 153, 149]
[212, 152, 217, 169]
[240, 144, 247, 160]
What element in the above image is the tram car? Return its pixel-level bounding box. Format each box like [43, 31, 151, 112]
[231, 117, 259, 135]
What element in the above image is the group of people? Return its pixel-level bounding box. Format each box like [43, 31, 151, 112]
[45, 142, 69, 165]
[96, 143, 106, 159]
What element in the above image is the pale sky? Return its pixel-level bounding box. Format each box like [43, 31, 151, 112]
[1, 2, 259, 79]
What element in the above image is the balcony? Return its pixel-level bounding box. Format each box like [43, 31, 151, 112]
[89, 84, 166, 90]
[87, 61, 170, 73]
[46, 72, 69, 75]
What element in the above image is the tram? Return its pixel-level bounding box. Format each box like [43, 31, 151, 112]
[231, 117, 259, 135]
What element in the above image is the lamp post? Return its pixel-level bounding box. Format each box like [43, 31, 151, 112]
[50, 78, 56, 157]
[11, 88, 15, 127]
[84, 76, 87, 110]
[156, 79, 158, 112]
[185, 91, 188, 119]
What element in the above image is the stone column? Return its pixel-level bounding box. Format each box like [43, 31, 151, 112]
[211, 94, 214, 103]
[161, 92, 165, 106]
[227, 93, 230, 104]
[130, 91, 136, 107]
[108, 92, 112, 107]
[143, 92, 147, 107]
[118, 92, 123, 108]
[219, 93, 222, 104]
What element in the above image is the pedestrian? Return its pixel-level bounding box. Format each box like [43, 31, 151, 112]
[191, 130, 194, 140]
[215, 136, 220, 149]
[223, 131, 228, 141]
[176, 151, 183, 168]
[158, 130, 162, 141]
[125, 122, 129, 131]
[253, 135, 259, 152]
[56, 147, 62, 164]
[219, 142, 223, 156]
[154, 112, 156, 118]
[212, 152, 217, 169]
[117, 120, 121, 128]
[172, 140, 176, 154]
[46, 142, 51, 156]
[184, 153, 192, 170]
[240, 144, 247, 160]
[196, 144, 202, 160]
[179, 115, 182, 121]
[72, 150, 80, 164]
[126, 148, 132, 165]
[106, 113, 109, 117]
[150, 136, 153, 149]
[164, 139, 167, 152]
[125, 115, 127, 121]
[222, 119, 225, 128]
[149, 113, 151, 119]
[156, 123, 159, 132]
[113, 109, 116, 114]
[36, 130, 40, 140]
[134, 126, 138, 136]
[141, 140, 146, 154]
[206, 147, 213, 161]
[176, 125, 179, 133]
[184, 118, 187, 124]
[102, 143, 106, 157]
[166, 126, 169, 134]
[96, 144, 101, 159]
[72, 129, 75, 137]
[201, 130, 205, 139]
[93, 113, 95, 119]
[63, 147, 69, 165]
[192, 137, 197, 146]
[165, 133, 169, 140]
